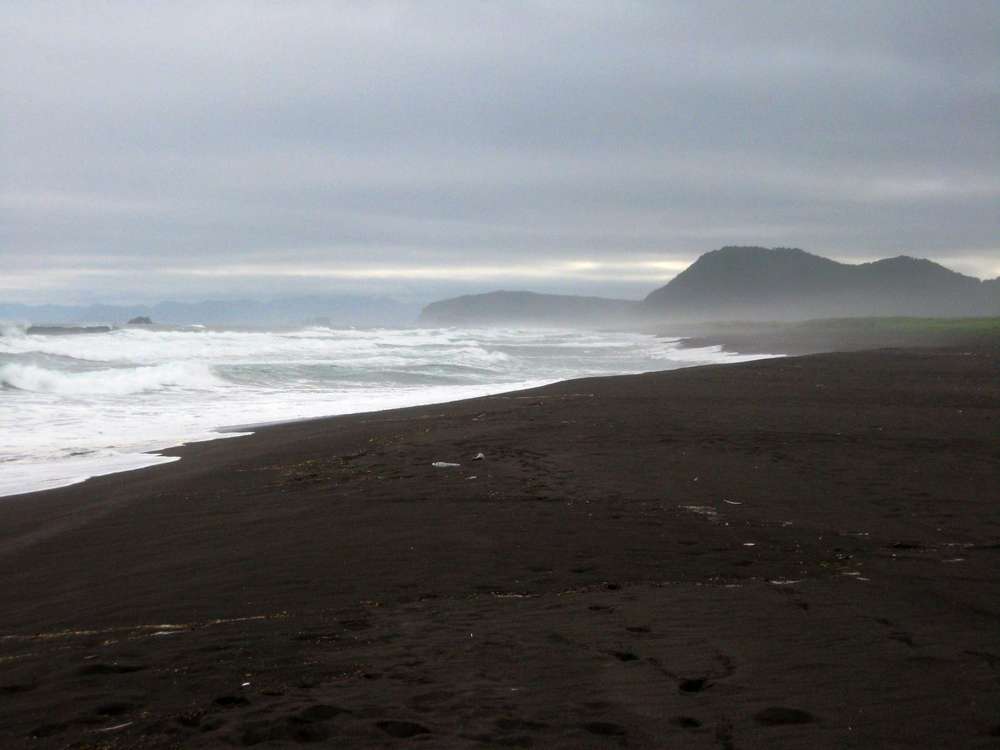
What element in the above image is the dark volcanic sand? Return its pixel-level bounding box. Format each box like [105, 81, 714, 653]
[1, 348, 999, 748]
[676, 321, 1000, 356]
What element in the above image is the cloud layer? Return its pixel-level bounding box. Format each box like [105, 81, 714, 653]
[2, 1, 998, 302]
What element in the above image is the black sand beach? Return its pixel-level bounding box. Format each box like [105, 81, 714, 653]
[2, 346, 999, 748]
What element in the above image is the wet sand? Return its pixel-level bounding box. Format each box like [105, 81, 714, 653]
[1, 347, 999, 748]
[675, 318, 1000, 356]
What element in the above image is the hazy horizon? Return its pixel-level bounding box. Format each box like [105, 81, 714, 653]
[2, 247, 998, 314]
[2, 2, 998, 306]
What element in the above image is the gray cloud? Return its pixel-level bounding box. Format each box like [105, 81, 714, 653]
[2, 1, 998, 303]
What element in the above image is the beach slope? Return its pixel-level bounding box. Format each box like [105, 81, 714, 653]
[1, 347, 999, 748]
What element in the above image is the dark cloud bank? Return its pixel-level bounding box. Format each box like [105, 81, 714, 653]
[2, 1, 997, 305]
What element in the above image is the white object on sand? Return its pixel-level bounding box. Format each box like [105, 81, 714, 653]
[96, 722, 133, 733]
[473, 452, 486, 460]
[432, 461, 461, 468]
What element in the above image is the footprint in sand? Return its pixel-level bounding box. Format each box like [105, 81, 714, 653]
[214, 695, 251, 708]
[613, 651, 639, 662]
[889, 631, 916, 647]
[0, 683, 37, 694]
[754, 707, 817, 725]
[671, 716, 703, 729]
[679, 677, 710, 693]
[77, 662, 146, 676]
[94, 701, 137, 718]
[236, 704, 348, 746]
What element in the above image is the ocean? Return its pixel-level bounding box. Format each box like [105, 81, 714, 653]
[0, 325, 772, 497]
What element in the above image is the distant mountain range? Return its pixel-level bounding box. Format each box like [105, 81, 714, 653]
[420, 247, 1000, 327]
[641, 247, 998, 321]
[0, 295, 421, 328]
[7, 249, 998, 330]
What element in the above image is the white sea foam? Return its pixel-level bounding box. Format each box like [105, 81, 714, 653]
[0, 323, 29, 341]
[0, 326, 779, 497]
[0, 361, 222, 395]
[652, 339, 772, 364]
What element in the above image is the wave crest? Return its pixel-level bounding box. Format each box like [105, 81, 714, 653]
[0, 322, 27, 338]
[0, 361, 222, 395]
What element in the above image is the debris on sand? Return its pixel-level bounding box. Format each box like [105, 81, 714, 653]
[94, 722, 133, 734]
[679, 505, 718, 520]
[432, 461, 461, 468]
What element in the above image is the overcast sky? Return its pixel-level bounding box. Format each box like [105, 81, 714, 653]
[2, 1, 998, 304]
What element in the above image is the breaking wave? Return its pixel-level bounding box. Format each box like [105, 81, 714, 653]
[0, 361, 223, 396]
[0, 323, 27, 339]
[0, 325, 781, 497]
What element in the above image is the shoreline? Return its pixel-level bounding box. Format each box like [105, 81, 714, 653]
[0, 336, 770, 501]
[2, 345, 999, 748]
[0, 379, 560, 502]
[10, 315, 994, 501]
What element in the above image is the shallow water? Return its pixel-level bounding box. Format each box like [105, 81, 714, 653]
[0, 325, 774, 497]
